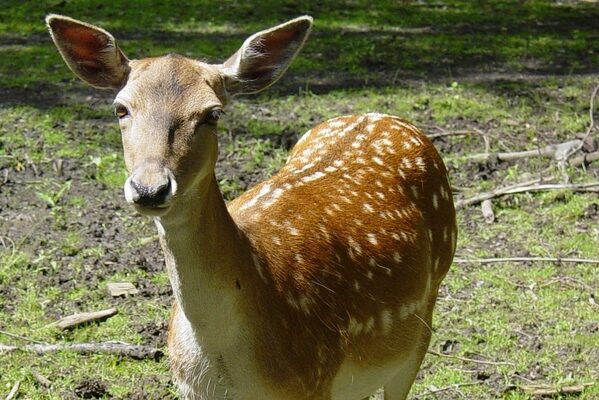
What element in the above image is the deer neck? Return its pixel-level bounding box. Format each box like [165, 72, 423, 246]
[154, 174, 251, 335]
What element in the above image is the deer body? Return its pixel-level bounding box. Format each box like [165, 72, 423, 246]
[47, 15, 456, 400]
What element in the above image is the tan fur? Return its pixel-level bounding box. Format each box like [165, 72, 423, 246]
[47, 15, 456, 400]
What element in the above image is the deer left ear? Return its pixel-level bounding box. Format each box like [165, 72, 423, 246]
[46, 14, 130, 90]
[219, 16, 313, 96]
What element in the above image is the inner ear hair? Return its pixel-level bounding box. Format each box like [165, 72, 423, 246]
[46, 14, 130, 90]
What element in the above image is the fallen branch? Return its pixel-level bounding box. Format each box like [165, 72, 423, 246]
[31, 370, 52, 388]
[454, 257, 599, 265]
[4, 381, 19, 400]
[427, 129, 472, 139]
[455, 181, 599, 208]
[0, 341, 163, 360]
[414, 382, 482, 398]
[427, 350, 515, 366]
[466, 139, 581, 163]
[51, 307, 118, 330]
[0, 329, 45, 344]
[564, 84, 599, 161]
[520, 383, 594, 396]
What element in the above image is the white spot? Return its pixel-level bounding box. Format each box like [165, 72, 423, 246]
[295, 254, 304, 264]
[240, 183, 271, 210]
[440, 185, 449, 200]
[372, 156, 384, 166]
[403, 159, 413, 169]
[348, 317, 364, 336]
[319, 224, 330, 241]
[299, 296, 311, 314]
[393, 252, 402, 263]
[286, 293, 299, 309]
[325, 166, 337, 173]
[367, 271, 374, 280]
[410, 136, 422, 147]
[432, 193, 439, 210]
[289, 226, 300, 236]
[451, 228, 457, 251]
[302, 171, 326, 183]
[410, 186, 419, 199]
[415, 157, 426, 171]
[381, 309, 393, 335]
[294, 162, 315, 174]
[262, 187, 285, 208]
[252, 253, 267, 282]
[333, 159, 344, 167]
[367, 233, 378, 246]
[376, 191, 386, 200]
[272, 236, 282, 245]
[391, 233, 401, 241]
[363, 203, 374, 213]
[348, 236, 362, 256]
[329, 120, 346, 128]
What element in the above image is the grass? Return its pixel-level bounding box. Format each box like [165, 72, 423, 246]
[1, 0, 598, 399]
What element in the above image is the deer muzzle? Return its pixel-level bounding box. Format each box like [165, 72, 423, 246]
[124, 165, 178, 212]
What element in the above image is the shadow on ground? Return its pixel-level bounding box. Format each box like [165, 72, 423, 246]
[0, 0, 597, 109]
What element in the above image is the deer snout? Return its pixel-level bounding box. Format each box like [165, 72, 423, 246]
[124, 167, 177, 209]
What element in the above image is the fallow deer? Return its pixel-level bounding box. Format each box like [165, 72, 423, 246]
[47, 14, 456, 400]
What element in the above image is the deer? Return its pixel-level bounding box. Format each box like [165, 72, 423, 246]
[46, 14, 457, 400]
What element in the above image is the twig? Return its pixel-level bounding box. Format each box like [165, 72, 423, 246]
[564, 84, 599, 161]
[519, 383, 595, 396]
[50, 307, 118, 330]
[414, 382, 482, 398]
[455, 181, 599, 208]
[427, 350, 515, 366]
[427, 129, 472, 139]
[466, 139, 581, 163]
[0, 329, 46, 344]
[31, 370, 52, 388]
[454, 257, 599, 265]
[0, 341, 163, 360]
[4, 381, 20, 400]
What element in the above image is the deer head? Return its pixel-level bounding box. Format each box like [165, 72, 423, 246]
[46, 14, 313, 216]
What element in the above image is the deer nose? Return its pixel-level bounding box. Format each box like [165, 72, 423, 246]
[124, 171, 176, 208]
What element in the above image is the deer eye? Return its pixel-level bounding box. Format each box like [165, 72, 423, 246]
[114, 104, 130, 119]
[203, 109, 224, 125]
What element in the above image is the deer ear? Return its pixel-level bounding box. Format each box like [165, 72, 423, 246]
[220, 16, 313, 96]
[46, 14, 130, 90]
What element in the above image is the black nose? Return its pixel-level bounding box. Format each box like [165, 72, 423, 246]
[130, 178, 171, 207]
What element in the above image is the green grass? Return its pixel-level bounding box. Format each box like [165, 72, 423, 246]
[1, 0, 598, 399]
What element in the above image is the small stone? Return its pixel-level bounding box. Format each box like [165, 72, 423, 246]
[107, 282, 138, 297]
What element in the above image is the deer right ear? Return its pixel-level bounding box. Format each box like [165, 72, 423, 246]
[46, 14, 130, 90]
